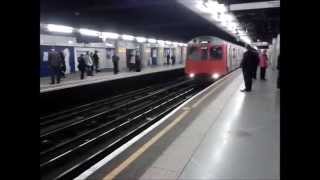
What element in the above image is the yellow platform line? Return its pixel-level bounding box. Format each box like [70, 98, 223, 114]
[103, 109, 190, 180]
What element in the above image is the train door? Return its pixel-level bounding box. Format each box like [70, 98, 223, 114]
[151, 47, 158, 65]
[164, 48, 170, 64]
[227, 44, 232, 71]
[126, 49, 135, 71]
[232, 47, 237, 70]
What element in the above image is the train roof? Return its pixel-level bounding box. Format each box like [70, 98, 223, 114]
[187, 36, 245, 48]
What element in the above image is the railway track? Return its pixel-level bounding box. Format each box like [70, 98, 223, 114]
[40, 78, 212, 180]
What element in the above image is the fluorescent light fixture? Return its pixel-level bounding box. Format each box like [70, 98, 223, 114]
[79, 28, 100, 36]
[165, 41, 172, 45]
[148, 38, 157, 43]
[101, 32, 119, 39]
[121, 34, 135, 41]
[47, 24, 73, 33]
[136, 36, 146, 43]
[173, 42, 180, 46]
[157, 40, 165, 44]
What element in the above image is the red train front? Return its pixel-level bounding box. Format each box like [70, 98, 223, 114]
[185, 36, 244, 80]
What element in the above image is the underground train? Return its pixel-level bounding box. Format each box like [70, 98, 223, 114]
[185, 36, 246, 80]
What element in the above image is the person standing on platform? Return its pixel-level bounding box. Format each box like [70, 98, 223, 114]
[252, 50, 260, 79]
[90, 52, 95, 75]
[240, 45, 255, 92]
[259, 50, 269, 80]
[93, 50, 100, 73]
[77, 54, 86, 80]
[166, 54, 170, 65]
[84, 51, 94, 76]
[48, 49, 63, 84]
[171, 54, 176, 65]
[135, 53, 141, 72]
[112, 53, 120, 74]
[59, 51, 66, 78]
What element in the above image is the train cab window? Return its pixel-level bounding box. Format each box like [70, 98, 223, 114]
[210, 46, 223, 60]
[200, 48, 208, 60]
[187, 46, 200, 60]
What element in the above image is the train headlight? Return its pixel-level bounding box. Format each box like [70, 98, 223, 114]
[212, 73, 219, 79]
[189, 73, 195, 78]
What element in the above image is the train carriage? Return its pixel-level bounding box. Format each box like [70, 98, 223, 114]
[185, 36, 246, 80]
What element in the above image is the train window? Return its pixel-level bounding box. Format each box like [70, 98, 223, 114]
[187, 46, 200, 60]
[200, 48, 208, 60]
[210, 46, 223, 60]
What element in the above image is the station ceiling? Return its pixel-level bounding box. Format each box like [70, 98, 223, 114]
[40, 0, 279, 44]
[225, 0, 280, 43]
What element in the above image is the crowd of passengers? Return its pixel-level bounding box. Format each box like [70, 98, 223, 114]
[47, 49, 178, 84]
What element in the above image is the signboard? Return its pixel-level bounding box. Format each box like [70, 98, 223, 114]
[43, 52, 48, 62]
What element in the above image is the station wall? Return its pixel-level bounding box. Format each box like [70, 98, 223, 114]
[40, 34, 187, 77]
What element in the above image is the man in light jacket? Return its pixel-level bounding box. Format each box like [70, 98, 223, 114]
[84, 51, 93, 76]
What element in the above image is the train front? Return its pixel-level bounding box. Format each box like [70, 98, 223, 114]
[185, 37, 227, 81]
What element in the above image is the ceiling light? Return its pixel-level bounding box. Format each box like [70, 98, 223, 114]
[79, 28, 100, 36]
[47, 24, 73, 33]
[157, 40, 165, 45]
[147, 38, 157, 43]
[136, 36, 146, 43]
[101, 32, 119, 39]
[165, 41, 172, 45]
[121, 34, 135, 41]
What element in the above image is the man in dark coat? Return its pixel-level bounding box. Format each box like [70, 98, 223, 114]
[135, 54, 141, 72]
[92, 50, 100, 73]
[48, 49, 63, 84]
[112, 53, 120, 74]
[166, 54, 170, 65]
[240, 45, 255, 92]
[77, 54, 86, 79]
[59, 51, 66, 78]
[171, 54, 176, 65]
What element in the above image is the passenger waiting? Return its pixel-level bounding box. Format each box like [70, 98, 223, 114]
[240, 45, 255, 92]
[171, 54, 176, 65]
[48, 49, 63, 84]
[259, 50, 269, 80]
[135, 54, 141, 72]
[59, 51, 66, 78]
[77, 54, 86, 80]
[166, 54, 170, 65]
[112, 53, 120, 74]
[92, 50, 100, 73]
[84, 51, 94, 76]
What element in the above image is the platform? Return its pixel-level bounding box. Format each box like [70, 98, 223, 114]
[76, 68, 280, 180]
[40, 65, 184, 93]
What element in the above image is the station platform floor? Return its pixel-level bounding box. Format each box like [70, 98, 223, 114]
[40, 64, 184, 93]
[76, 68, 280, 180]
